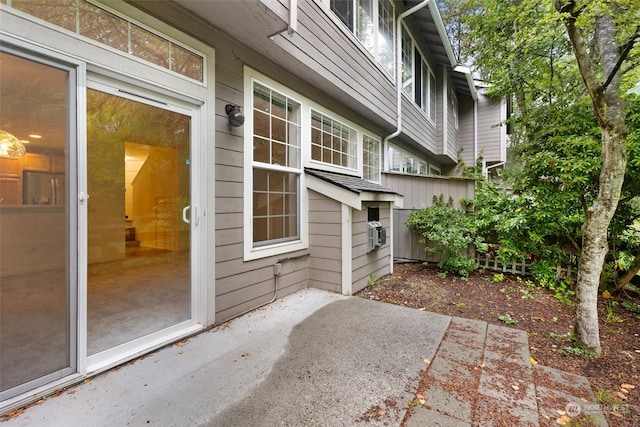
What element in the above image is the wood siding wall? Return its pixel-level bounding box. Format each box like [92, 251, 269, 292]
[477, 93, 505, 163]
[382, 173, 474, 210]
[352, 203, 391, 294]
[213, 34, 309, 325]
[272, 0, 439, 155]
[383, 173, 475, 261]
[308, 190, 343, 293]
[457, 93, 476, 170]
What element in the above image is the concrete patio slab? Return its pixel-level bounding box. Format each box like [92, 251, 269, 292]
[1, 289, 607, 427]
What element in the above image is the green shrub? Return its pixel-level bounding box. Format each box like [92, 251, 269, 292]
[406, 199, 486, 277]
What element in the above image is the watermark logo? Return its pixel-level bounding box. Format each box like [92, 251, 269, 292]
[565, 402, 581, 417]
[565, 401, 629, 418]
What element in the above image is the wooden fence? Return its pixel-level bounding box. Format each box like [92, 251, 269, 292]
[475, 253, 578, 280]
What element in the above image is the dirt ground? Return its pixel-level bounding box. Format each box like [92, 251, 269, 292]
[357, 262, 639, 427]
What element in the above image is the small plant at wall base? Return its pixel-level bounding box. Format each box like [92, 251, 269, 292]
[406, 197, 487, 277]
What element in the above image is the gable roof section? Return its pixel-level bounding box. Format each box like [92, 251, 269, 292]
[305, 168, 403, 209]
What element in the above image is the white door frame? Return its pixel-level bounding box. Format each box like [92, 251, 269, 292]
[80, 75, 207, 375]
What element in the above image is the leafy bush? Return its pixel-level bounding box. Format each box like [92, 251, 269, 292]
[406, 198, 486, 276]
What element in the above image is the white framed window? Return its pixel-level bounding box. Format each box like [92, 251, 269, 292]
[310, 110, 357, 170]
[387, 143, 439, 176]
[251, 82, 302, 248]
[363, 134, 381, 183]
[429, 72, 437, 122]
[4, 0, 205, 83]
[420, 58, 436, 123]
[328, 0, 395, 76]
[401, 24, 413, 96]
[377, 0, 394, 75]
[449, 88, 458, 129]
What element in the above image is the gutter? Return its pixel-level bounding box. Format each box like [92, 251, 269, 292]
[382, 0, 432, 153]
[429, 1, 477, 100]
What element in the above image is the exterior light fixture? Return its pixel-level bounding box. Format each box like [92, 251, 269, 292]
[0, 130, 26, 158]
[225, 104, 245, 127]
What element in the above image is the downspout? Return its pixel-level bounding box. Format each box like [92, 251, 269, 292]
[267, 0, 298, 38]
[383, 0, 430, 273]
[382, 0, 432, 152]
[288, 0, 297, 35]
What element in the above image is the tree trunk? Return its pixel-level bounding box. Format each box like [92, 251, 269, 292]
[574, 123, 627, 355]
[556, 3, 632, 355]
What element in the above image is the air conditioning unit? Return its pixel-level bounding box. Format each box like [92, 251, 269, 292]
[367, 221, 387, 252]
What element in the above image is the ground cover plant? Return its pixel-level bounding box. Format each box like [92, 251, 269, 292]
[359, 262, 639, 427]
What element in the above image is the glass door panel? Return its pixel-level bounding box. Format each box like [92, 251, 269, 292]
[86, 88, 191, 355]
[0, 51, 74, 398]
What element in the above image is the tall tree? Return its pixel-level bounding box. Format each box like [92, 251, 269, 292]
[443, 0, 640, 354]
[554, 0, 639, 354]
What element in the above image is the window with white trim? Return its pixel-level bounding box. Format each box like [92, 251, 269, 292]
[246, 69, 382, 258]
[420, 57, 436, 122]
[329, 0, 395, 76]
[5, 0, 204, 82]
[310, 110, 357, 170]
[252, 82, 302, 246]
[401, 24, 413, 96]
[449, 88, 458, 129]
[400, 24, 436, 123]
[363, 134, 381, 183]
[387, 143, 439, 176]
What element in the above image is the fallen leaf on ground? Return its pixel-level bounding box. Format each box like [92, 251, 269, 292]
[511, 385, 520, 391]
[621, 383, 635, 389]
[416, 393, 425, 404]
[423, 358, 430, 364]
[242, 353, 249, 358]
[177, 351, 184, 355]
[529, 356, 537, 365]
[556, 415, 571, 425]
[613, 391, 627, 400]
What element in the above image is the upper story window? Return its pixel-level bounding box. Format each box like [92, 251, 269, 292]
[363, 135, 381, 183]
[401, 23, 436, 123]
[329, 0, 395, 76]
[421, 58, 437, 122]
[401, 25, 413, 96]
[387, 144, 439, 176]
[311, 110, 357, 170]
[449, 88, 459, 129]
[4, 0, 204, 82]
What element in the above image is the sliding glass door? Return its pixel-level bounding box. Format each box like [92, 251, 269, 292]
[86, 84, 193, 357]
[0, 49, 76, 401]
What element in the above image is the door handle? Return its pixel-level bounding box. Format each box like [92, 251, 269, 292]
[182, 205, 190, 224]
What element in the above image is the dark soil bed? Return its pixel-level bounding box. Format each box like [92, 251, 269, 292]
[358, 262, 639, 427]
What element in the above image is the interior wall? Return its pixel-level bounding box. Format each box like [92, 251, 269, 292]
[87, 139, 125, 265]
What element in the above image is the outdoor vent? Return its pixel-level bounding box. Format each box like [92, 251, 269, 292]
[367, 221, 387, 252]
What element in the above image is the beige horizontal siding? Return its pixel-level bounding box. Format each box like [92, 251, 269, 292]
[308, 190, 343, 292]
[351, 203, 391, 294]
